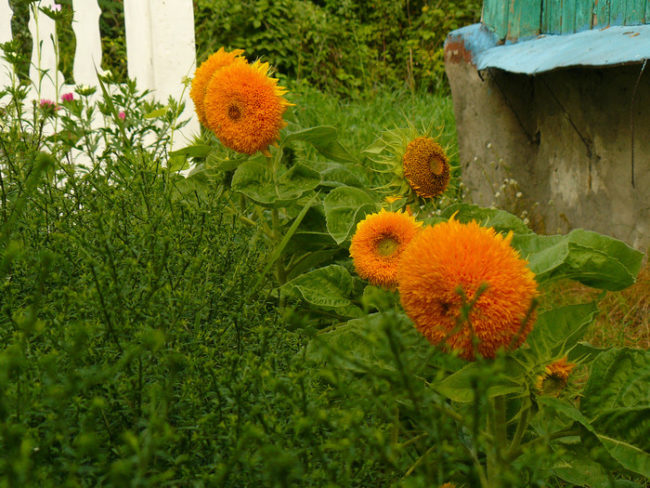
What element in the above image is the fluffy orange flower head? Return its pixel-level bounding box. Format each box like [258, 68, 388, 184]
[398, 218, 538, 360]
[350, 209, 422, 289]
[190, 47, 244, 128]
[536, 357, 576, 395]
[204, 58, 291, 155]
[402, 136, 450, 199]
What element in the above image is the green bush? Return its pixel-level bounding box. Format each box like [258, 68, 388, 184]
[193, 0, 482, 95]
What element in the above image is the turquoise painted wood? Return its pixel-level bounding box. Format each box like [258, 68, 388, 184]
[482, 0, 649, 40]
[625, 0, 646, 24]
[593, 0, 611, 28]
[482, 0, 509, 40]
[542, 0, 563, 34]
[561, 0, 577, 33]
[508, 0, 542, 40]
[575, 3, 593, 31]
[608, 0, 626, 24]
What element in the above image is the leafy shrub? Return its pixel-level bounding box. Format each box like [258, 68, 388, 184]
[193, 0, 482, 95]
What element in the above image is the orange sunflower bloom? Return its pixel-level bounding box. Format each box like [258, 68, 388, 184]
[350, 209, 422, 289]
[402, 136, 450, 199]
[190, 48, 244, 128]
[398, 218, 538, 360]
[536, 357, 576, 395]
[203, 58, 291, 155]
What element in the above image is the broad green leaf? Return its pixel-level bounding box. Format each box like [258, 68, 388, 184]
[323, 186, 377, 244]
[568, 342, 608, 363]
[168, 153, 189, 172]
[551, 442, 644, 488]
[440, 203, 532, 235]
[435, 359, 523, 403]
[286, 249, 341, 281]
[538, 394, 650, 477]
[542, 348, 650, 478]
[280, 265, 361, 316]
[232, 160, 320, 207]
[512, 230, 643, 291]
[581, 348, 650, 420]
[525, 303, 598, 358]
[284, 126, 357, 163]
[306, 311, 430, 373]
[319, 162, 366, 188]
[170, 144, 213, 159]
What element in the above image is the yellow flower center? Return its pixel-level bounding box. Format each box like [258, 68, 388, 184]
[376, 236, 399, 257]
[429, 154, 443, 175]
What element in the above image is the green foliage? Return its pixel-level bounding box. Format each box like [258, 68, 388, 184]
[193, 0, 483, 95]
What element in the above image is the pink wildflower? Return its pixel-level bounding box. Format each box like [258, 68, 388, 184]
[61, 92, 74, 102]
[52, 3, 62, 12]
[118, 111, 126, 120]
[39, 99, 59, 110]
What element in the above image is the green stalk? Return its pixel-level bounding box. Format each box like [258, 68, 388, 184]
[487, 395, 508, 485]
[506, 406, 531, 461]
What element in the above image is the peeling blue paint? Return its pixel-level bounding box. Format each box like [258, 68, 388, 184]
[446, 23, 650, 74]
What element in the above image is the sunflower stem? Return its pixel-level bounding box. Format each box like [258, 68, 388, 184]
[487, 395, 509, 485]
[506, 405, 531, 461]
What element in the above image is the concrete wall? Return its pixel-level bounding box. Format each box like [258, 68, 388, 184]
[445, 48, 650, 251]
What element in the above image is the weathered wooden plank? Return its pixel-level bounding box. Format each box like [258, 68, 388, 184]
[482, 0, 510, 40]
[624, 0, 645, 24]
[575, 2, 593, 31]
[609, 0, 627, 24]
[561, 0, 577, 33]
[481, 0, 493, 29]
[494, 0, 511, 40]
[517, 0, 543, 39]
[507, 0, 524, 40]
[593, 0, 611, 27]
[542, 0, 563, 34]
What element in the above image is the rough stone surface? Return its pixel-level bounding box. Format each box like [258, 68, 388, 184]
[445, 44, 650, 251]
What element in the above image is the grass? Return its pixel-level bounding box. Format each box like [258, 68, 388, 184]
[288, 84, 457, 155]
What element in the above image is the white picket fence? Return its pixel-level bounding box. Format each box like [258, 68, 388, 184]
[0, 0, 200, 149]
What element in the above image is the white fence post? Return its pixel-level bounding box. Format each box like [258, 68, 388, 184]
[124, 0, 200, 148]
[0, 0, 14, 90]
[28, 0, 64, 100]
[71, 0, 104, 87]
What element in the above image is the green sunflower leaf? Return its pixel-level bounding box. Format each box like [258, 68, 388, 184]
[231, 160, 320, 207]
[512, 230, 643, 291]
[284, 126, 357, 163]
[440, 203, 532, 235]
[323, 186, 378, 244]
[524, 303, 598, 358]
[280, 264, 362, 317]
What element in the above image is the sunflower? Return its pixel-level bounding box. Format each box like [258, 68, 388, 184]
[350, 209, 422, 289]
[364, 127, 456, 204]
[402, 136, 450, 199]
[190, 47, 244, 128]
[398, 218, 538, 360]
[203, 58, 290, 155]
[536, 357, 576, 395]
